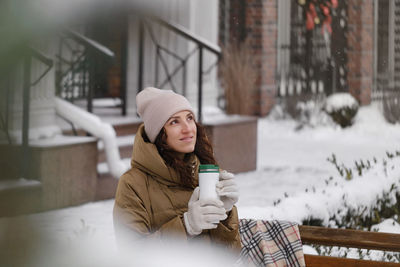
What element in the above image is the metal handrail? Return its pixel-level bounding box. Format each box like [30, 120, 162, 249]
[57, 29, 116, 113]
[152, 17, 221, 56]
[64, 29, 115, 59]
[138, 16, 221, 122]
[29, 47, 54, 68]
[28, 47, 53, 86]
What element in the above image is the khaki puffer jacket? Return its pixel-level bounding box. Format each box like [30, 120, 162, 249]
[113, 124, 241, 252]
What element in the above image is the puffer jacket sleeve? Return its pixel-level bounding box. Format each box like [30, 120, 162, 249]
[113, 171, 188, 245]
[209, 205, 242, 252]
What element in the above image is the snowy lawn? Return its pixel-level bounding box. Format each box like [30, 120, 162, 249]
[1, 104, 400, 265]
[237, 105, 400, 223]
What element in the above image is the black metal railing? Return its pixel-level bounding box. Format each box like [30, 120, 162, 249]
[0, 47, 53, 146]
[22, 47, 53, 178]
[138, 17, 221, 122]
[56, 29, 115, 113]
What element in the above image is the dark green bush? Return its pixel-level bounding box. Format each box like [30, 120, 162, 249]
[324, 93, 359, 128]
[326, 106, 358, 128]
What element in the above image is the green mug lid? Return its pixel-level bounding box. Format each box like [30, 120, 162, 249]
[199, 164, 219, 173]
[199, 164, 219, 169]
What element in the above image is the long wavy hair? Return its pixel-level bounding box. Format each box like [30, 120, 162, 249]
[154, 121, 217, 188]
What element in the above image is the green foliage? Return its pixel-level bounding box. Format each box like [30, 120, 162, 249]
[326, 154, 355, 180]
[326, 106, 358, 128]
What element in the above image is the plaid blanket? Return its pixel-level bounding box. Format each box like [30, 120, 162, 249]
[237, 219, 306, 267]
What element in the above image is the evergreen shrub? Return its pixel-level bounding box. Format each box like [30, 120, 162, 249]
[324, 93, 358, 128]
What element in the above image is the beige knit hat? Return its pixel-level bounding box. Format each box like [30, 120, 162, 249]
[136, 87, 195, 143]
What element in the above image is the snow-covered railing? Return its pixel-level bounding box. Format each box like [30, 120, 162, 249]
[55, 97, 128, 178]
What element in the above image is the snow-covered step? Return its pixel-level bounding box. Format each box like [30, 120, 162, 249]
[99, 115, 142, 137]
[58, 101, 142, 137]
[97, 134, 135, 151]
[97, 158, 131, 176]
[97, 135, 135, 163]
[0, 178, 41, 192]
[60, 118, 142, 137]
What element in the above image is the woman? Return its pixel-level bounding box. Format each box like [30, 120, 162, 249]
[113, 87, 241, 252]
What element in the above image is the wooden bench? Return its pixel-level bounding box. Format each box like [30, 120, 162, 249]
[299, 225, 400, 266]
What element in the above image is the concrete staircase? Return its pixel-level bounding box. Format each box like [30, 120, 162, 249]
[59, 103, 142, 201]
[95, 116, 142, 200]
[0, 102, 257, 218]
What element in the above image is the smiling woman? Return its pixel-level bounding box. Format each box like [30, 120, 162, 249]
[163, 111, 197, 154]
[113, 87, 241, 254]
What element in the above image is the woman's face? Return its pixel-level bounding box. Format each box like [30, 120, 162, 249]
[164, 110, 197, 153]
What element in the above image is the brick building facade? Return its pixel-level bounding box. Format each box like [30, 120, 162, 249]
[347, 0, 374, 105]
[219, 0, 278, 116]
[219, 0, 375, 116]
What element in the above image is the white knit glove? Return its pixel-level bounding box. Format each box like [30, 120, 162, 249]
[183, 187, 227, 236]
[216, 170, 239, 212]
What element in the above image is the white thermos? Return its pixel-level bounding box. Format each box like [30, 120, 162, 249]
[198, 164, 219, 200]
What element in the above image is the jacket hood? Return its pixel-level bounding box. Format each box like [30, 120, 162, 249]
[131, 124, 199, 187]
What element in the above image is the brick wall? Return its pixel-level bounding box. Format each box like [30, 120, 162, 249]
[260, 0, 277, 115]
[219, 0, 278, 116]
[220, 0, 376, 113]
[347, 0, 374, 105]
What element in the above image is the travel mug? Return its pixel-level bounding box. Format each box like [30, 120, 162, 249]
[198, 164, 219, 200]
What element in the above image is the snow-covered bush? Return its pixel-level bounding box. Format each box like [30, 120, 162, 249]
[324, 93, 359, 128]
[304, 151, 400, 229]
[302, 151, 400, 262]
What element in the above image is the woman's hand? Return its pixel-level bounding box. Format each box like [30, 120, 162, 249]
[184, 187, 227, 236]
[217, 170, 239, 212]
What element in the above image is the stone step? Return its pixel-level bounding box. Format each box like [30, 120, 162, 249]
[95, 158, 131, 200]
[95, 173, 119, 201]
[57, 109, 139, 200]
[0, 178, 43, 217]
[97, 134, 135, 163]
[61, 119, 142, 137]
[112, 121, 141, 137]
[58, 102, 142, 137]
[98, 144, 132, 164]
[97, 158, 131, 177]
[94, 109, 142, 137]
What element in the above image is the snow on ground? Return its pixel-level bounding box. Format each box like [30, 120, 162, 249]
[1, 103, 400, 264]
[236, 104, 400, 222]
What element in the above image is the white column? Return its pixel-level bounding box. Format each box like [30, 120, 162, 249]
[125, 0, 220, 115]
[186, 0, 220, 109]
[125, 14, 140, 116]
[4, 38, 61, 144]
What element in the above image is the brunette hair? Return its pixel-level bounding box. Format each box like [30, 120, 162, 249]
[154, 121, 217, 188]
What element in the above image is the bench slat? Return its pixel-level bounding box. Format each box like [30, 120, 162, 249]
[299, 225, 400, 252]
[304, 255, 400, 267]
